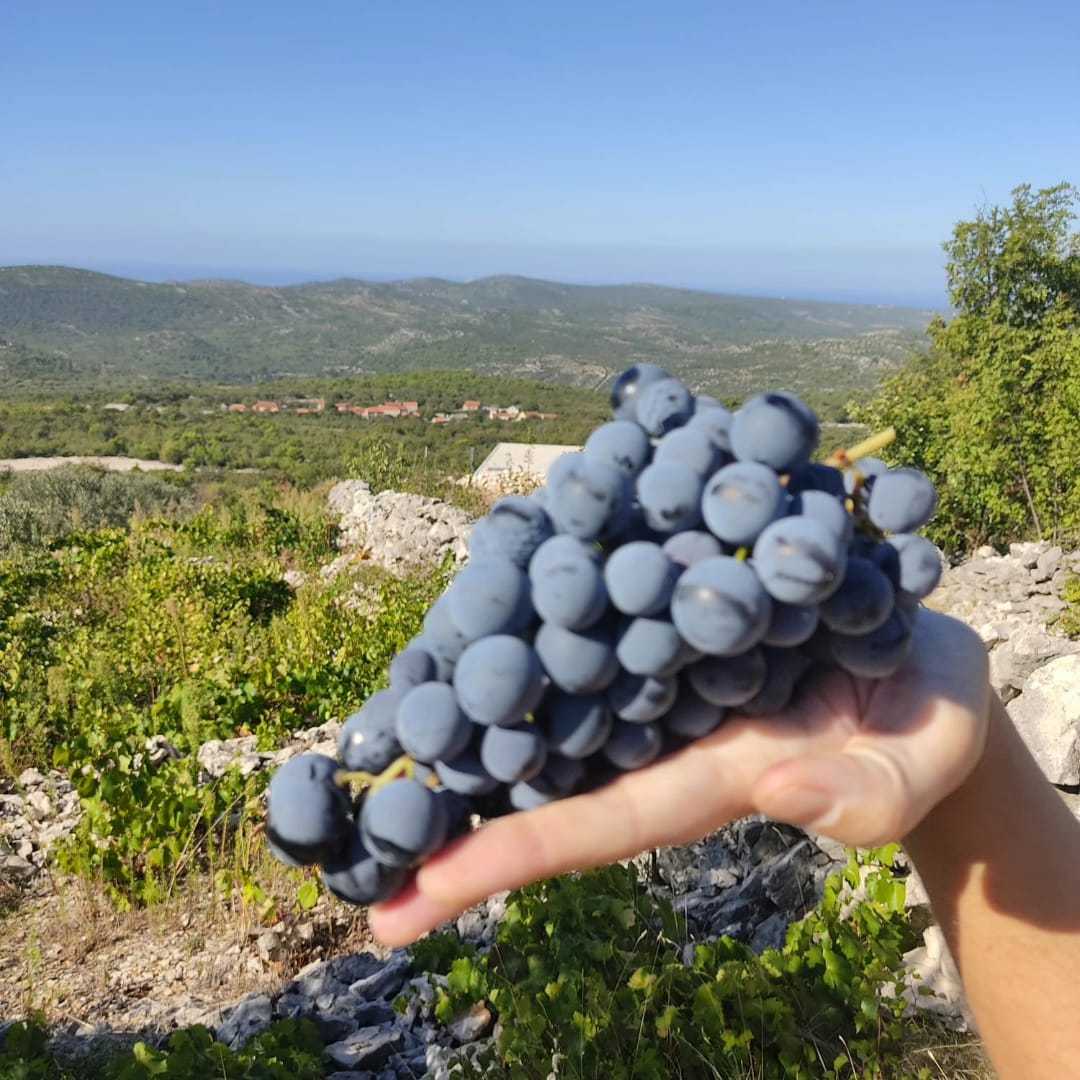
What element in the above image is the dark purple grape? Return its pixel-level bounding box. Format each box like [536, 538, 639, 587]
[606, 671, 678, 722]
[360, 778, 448, 868]
[453, 635, 546, 726]
[338, 690, 403, 773]
[830, 606, 913, 678]
[603, 721, 663, 769]
[664, 681, 725, 739]
[730, 392, 819, 473]
[542, 692, 613, 759]
[752, 517, 846, 605]
[584, 420, 652, 477]
[867, 468, 938, 533]
[735, 647, 812, 715]
[819, 557, 895, 635]
[635, 377, 694, 436]
[469, 496, 554, 568]
[610, 363, 670, 420]
[267, 753, 352, 866]
[670, 556, 772, 656]
[685, 648, 767, 707]
[321, 827, 411, 905]
[701, 462, 786, 547]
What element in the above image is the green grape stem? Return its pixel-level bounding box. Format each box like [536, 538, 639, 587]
[335, 754, 416, 794]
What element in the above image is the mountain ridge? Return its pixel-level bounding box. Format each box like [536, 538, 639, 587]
[0, 265, 933, 405]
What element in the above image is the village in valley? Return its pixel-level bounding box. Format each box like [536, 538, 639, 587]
[219, 397, 560, 423]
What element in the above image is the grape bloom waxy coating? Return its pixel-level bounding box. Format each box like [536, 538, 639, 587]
[264, 365, 943, 907]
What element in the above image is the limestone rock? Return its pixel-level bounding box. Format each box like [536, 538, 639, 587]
[215, 993, 273, 1050]
[448, 1002, 493, 1044]
[325, 1026, 404, 1070]
[348, 953, 410, 1000]
[196, 736, 266, 780]
[327, 480, 473, 576]
[988, 625, 1080, 700]
[1006, 655, 1080, 785]
[901, 925, 971, 1028]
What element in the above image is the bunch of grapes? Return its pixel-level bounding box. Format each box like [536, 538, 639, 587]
[266, 365, 943, 906]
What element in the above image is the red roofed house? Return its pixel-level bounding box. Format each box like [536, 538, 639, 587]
[462, 400, 481, 412]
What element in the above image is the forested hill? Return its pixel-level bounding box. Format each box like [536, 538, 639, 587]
[0, 265, 934, 404]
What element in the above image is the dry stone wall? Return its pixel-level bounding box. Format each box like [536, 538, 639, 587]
[325, 480, 472, 577]
[929, 541, 1080, 786]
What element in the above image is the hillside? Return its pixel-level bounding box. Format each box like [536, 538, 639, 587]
[0, 266, 935, 404]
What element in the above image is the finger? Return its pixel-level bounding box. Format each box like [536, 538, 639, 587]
[370, 703, 846, 946]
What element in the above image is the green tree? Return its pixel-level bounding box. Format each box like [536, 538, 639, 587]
[858, 182, 1080, 552]
[944, 183, 1080, 326]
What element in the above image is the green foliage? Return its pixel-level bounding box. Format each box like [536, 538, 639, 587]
[0, 1019, 326, 1080]
[106, 1021, 326, 1080]
[857, 183, 1080, 552]
[0, 496, 444, 903]
[0, 372, 608, 489]
[404, 850, 921, 1079]
[0, 468, 191, 554]
[0, 1020, 73, 1080]
[1056, 575, 1080, 639]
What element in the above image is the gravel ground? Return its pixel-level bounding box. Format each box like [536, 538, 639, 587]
[0, 456, 182, 473]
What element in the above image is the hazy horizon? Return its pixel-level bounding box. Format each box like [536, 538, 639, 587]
[0, 255, 948, 310]
[6, 1, 1077, 312]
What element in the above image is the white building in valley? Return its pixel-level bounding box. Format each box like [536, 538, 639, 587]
[471, 443, 581, 489]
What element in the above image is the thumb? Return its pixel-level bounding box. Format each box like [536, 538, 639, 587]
[750, 746, 923, 848]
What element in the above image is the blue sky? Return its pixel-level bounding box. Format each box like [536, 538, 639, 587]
[3, 1, 1078, 305]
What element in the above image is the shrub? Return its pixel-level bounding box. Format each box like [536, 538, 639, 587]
[0, 501, 445, 903]
[1057, 576, 1080, 639]
[0, 1018, 326, 1080]
[0, 467, 191, 554]
[402, 849, 923, 1079]
[856, 183, 1080, 553]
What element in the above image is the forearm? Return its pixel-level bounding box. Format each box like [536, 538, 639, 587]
[905, 693, 1080, 1078]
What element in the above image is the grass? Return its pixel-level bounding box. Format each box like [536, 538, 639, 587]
[898, 1021, 996, 1078]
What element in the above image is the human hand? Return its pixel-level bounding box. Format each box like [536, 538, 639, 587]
[370, 608, 991, 946]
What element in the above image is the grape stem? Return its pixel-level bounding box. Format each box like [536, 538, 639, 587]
[826, 425, 896, 468]
[335, 754, 416, 793]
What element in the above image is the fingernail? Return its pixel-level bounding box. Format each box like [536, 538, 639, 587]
[760, 786, 841, 830]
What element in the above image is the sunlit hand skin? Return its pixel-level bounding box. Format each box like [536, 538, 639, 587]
[370, 608, 990, 946]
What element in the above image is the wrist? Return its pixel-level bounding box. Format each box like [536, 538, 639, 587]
[904, 686, 999, 855]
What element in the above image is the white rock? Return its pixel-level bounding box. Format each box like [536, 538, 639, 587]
[1035, 545, 1064, 581]
[904, 866, 930, 908]
[447, 1002, 493, 1043]
[1, 854, 36, 879]
[283, 569, 308, 589]
[988, 625, 1080, 697]
[1007, 655, 1080, 785]
[256, 930, 282, 963]
[327, 480, 473, 577]
[901, 925, 971, 1027]
[1008, 541, 1045, 569]
[197, 736, 270, 779]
